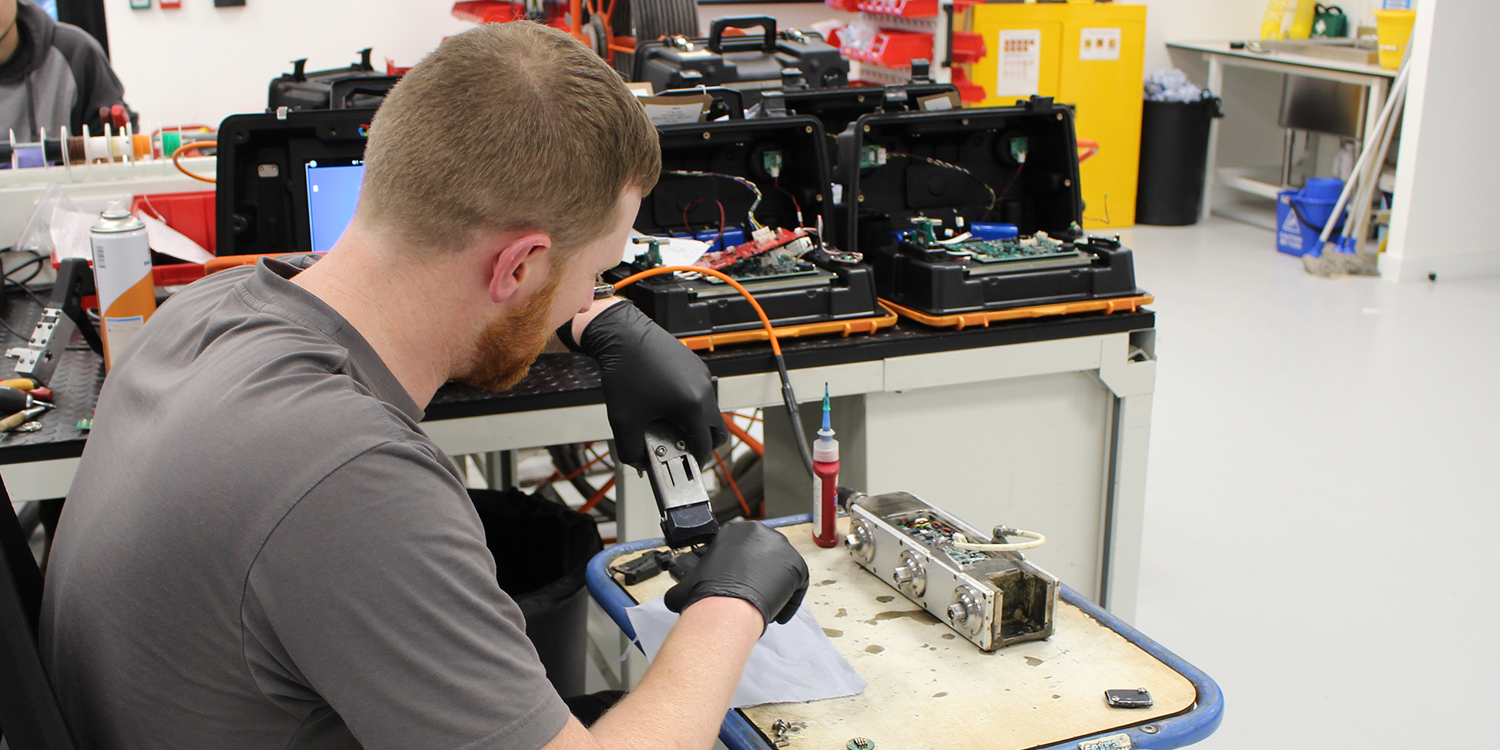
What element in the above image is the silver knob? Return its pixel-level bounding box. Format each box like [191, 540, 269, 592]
[893, 565, 914, 584]
[948, 603, 967, 623]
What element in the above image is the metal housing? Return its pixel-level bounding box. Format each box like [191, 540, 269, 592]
[844, 492, 1057, 650]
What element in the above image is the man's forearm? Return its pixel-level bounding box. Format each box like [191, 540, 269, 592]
[592, 597, 762, 750]
[543, 596, 763, 750]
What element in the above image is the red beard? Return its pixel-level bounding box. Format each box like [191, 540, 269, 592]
[457, 277, 559, 392]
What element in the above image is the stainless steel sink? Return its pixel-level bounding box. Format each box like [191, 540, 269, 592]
[1249, 39, 1379, 65]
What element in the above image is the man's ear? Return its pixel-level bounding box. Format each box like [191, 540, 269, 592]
[487, 232, 552, 304]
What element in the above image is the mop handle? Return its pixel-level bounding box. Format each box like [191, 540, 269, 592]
[1318, 60, 1411, 245]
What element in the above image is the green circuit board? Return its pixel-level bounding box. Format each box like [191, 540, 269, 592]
[961, 234, 1070, 264]
[904, 218, 1075, 264]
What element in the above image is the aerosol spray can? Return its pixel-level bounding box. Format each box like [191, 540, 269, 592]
[90, 202, 155, 369]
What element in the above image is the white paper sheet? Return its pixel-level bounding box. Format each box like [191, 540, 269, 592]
[625, 597, 867, 709]
[136, 211, 214, 264]
[622, 230, 710, 267]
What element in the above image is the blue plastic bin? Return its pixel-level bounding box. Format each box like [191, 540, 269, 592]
[1276, 178, 1346, 257]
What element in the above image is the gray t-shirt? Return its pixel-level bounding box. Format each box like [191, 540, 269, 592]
[40, 259, 572, 750]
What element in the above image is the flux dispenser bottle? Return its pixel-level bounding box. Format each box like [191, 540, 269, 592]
[813, 385, 839, 547]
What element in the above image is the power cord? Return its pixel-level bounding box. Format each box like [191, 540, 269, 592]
[172, 140, 217, 184]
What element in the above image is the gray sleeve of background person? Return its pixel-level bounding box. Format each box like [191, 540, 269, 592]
[50, 24, 133, 131]
[242, 441, 572, 750]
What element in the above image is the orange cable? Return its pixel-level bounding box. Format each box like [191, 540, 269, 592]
[172, 140, 217, 184]
[562, 442, 611, 482]
[712, 448, 755, 519]
[721, 412, 764, 457]
[579, 476, 617, 513]
[1077, 139, 1100, 163]
[613, 265, 783, 356]
[616, 264, 815, 477]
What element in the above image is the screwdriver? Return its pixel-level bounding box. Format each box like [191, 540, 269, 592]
[0, 386, 49, 414]
[0, 405, 48, 432]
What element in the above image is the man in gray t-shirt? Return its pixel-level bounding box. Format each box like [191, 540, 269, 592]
[40, 21, 808, 750]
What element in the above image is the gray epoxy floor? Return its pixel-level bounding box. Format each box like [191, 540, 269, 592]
[1117, 218, 1500, 748]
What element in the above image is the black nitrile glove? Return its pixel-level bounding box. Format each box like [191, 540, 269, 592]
[664, 521, 810, 630]
[568, 301, 726, 470]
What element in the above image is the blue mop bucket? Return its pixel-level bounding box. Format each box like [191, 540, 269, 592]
[1276, 178, 1347, 257]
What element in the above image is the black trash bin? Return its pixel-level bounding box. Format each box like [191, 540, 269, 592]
[1135, 95, 1223, 226]
[468, 488, 603, 699]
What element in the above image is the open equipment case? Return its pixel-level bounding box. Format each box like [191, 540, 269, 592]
[605, 115, 886, 343]
[215, 109, 373, 256]
[836, 97, 1147, 320]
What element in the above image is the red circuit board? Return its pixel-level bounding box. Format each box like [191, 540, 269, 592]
[695, 228, 810, 271]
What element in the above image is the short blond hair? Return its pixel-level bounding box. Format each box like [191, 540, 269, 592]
[356, 22, 659, 256]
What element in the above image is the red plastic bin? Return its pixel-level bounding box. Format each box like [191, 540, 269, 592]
[130, 190, 215, 288]
[951, 67, 985, 104]
[952, 31, 985, 63]
[130, 191, 215, 253]
[854, 0, 937, 18]
[841, 30, 933, 68]
[452, 0, 525, 24]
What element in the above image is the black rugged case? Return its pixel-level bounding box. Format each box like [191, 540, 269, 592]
[606, 115, 881, 338]
[633, 17, 848, 104]
[836, 97, 1144, 315]
[215, 109, 373, 256]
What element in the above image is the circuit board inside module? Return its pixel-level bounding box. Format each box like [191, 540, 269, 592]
[897, 216, 1089, 268]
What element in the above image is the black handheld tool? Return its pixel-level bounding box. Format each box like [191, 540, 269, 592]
[0, 386, 48, 415]
[643, 420, 719, 549]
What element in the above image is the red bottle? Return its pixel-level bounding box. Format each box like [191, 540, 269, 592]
[813, 388, 839, 547]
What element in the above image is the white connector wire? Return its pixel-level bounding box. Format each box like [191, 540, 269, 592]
[951, 528, 1046, 552]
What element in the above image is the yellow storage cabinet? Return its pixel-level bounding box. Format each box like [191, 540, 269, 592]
[970, 3, 1146, 229]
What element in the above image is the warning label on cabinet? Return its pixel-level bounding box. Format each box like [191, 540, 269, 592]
[1080, 27, 1122, 61]
[996, 29, 1042, 98]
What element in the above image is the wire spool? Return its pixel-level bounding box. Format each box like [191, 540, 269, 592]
[84, 134, 111, 163]
[13, 146, 45, 168]
[64, 136, 87, 164]
[582, 14, 607, 57]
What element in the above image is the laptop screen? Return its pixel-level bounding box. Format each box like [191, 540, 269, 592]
[304, 157, 365, 254]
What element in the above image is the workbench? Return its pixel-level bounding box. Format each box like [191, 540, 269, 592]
[1167, 40, 1397, 226]
[588, 516, 1222, 750]
[0, 287, 1157, 626]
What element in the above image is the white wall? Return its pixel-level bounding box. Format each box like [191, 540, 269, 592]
[102, 0, 1377, 126]
[102, 1, 474, 128]
[1381, 0, 1500, 280]
[1127, 0, 1385, 79]
[1120, 0, 1264, 77]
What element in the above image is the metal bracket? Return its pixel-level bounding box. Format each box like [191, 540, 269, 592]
[14, 257, 104, 386]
